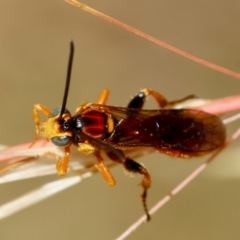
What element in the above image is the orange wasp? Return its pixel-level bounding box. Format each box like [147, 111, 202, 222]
[30, 41, 226, 220]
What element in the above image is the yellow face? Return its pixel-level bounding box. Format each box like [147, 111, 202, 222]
[40, 111, 72, 146]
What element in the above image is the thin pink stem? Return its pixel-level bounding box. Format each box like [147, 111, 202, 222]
[196, 96, 240, 115]
[65, 0, 240, 80]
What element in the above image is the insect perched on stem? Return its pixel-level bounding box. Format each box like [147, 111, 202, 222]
[30, 41, 226, 221]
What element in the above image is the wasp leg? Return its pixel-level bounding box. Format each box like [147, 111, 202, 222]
[94, 151, 116, 186]
[127, 89, 167, 109]
[107, 151, 151, 221]
[164, 94, 197, 108]
[97, 88, 110, 105]
[43, 145, 70, 176]
[128, 88, 196, 109]
[124, 158, 151, 221]
[30, 104, 51, 148]
[0, 157, 37, 174]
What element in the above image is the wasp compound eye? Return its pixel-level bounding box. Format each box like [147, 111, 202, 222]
[51, 136, 71, 146]
[49, 108, 70, 118]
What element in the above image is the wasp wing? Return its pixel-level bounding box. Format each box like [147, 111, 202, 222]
[92, 105, 226, 155]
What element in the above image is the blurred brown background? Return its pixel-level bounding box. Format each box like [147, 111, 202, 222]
[0, 0, 240, 239]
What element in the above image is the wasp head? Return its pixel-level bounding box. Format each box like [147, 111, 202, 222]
[40, 108, 72, 146]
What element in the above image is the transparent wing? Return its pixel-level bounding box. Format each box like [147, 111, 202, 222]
[92, 105, 226, 153]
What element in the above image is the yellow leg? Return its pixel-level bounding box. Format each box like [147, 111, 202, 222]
[43, 145, 70, 176]
[0, 157, 37, 174]
[143, 89, 196, 108]
[94, 151, 116, 186]
[29, 104, 51, 148]
[142, 89, 168, 108]
[97, 88, 109, 105]
[164, 94, 196, 108]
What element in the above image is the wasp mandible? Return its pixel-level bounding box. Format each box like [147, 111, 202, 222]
[30, 41, 226, 220]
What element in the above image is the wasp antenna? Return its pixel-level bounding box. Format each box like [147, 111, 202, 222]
[60, 40, 75, 118]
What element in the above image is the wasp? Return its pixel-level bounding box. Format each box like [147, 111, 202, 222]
[30, 41, 226, 220]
